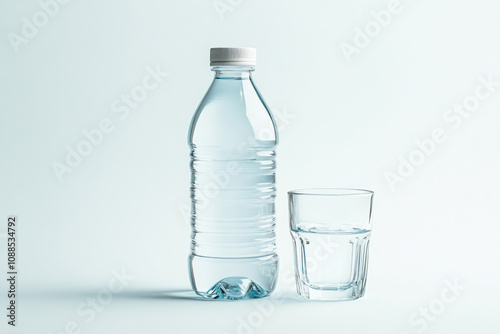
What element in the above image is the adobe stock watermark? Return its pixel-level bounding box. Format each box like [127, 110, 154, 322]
[224, 235, 341, 334]
[51, 65, 168, 182]
[399, 278, 466, 334]
[178, 106, 297, 226]
[48, 268, 134, 334]
[7, 0, 73, 53]
[340, 0, 403, 63]
[385, 74, 499, 191]
[213, 0, 244, 20]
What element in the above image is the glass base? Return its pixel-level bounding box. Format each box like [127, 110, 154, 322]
[296, 281, 366, 301]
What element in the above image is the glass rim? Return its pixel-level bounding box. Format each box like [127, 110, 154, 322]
[288, 188, 374, 197]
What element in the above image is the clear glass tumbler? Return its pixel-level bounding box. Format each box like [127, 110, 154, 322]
[288, 188, 374, 300]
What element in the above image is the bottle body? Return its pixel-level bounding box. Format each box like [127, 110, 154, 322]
[188, 66, 278, 299]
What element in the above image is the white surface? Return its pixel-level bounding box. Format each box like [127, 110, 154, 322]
[0, 0, 499, 333]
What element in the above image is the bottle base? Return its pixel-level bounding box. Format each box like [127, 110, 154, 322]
[198, 276, 269, 300]
[189, 254, 278, 300]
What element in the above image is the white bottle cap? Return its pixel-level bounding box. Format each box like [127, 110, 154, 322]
[210, 47, 256, 66]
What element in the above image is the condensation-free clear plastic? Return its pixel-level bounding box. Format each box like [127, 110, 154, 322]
[188, 65, 278, 300]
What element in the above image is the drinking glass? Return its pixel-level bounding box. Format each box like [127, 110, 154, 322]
[288, 188, 374, 300]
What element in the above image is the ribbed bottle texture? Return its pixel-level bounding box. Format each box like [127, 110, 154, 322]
[190, 146, 276, 258]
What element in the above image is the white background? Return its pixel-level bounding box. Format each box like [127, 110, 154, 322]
[1, 0, 499, 333]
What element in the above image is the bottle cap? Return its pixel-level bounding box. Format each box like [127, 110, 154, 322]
[210, 47, 256, 66]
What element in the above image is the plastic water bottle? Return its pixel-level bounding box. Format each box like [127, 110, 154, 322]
[188, 47, 279, 300]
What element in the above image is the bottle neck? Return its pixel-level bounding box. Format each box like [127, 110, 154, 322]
[212, 66, 254, 79]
